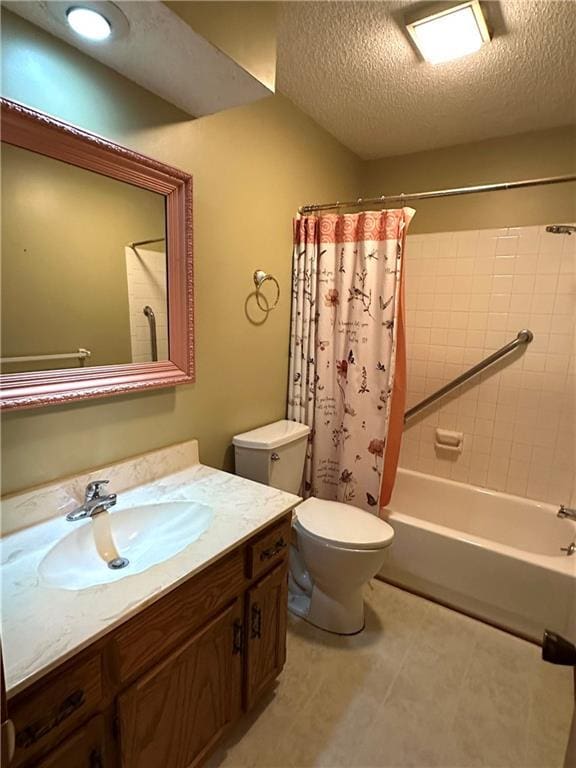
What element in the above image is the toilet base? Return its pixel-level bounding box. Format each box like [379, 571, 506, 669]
[288, 582, 366, 635]
[288, 592, 310, 619]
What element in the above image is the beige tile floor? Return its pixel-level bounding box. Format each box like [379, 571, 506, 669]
[208, 581, 574, 768]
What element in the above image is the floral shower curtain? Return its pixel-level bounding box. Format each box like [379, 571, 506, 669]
[288, 209, 415, 515]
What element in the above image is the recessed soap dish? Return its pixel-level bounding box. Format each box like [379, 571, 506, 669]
[435, 428, 463, 454]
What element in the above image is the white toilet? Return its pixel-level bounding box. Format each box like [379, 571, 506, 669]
[233, 419, 395, 635]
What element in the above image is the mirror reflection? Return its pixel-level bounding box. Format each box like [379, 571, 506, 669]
[1, 144, 168, 374]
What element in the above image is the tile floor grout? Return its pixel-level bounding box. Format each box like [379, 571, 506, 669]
[367, 582, 422, 714]
[209, 581, 573, 768]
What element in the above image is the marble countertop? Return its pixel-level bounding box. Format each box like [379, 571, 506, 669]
[1, 449, 300, 697]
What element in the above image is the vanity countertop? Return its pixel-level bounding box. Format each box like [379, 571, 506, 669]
[1, 443, 300, 697]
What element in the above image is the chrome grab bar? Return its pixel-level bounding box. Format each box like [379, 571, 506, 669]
[404, 329, 533, 423]
[143, 306, 158, 362]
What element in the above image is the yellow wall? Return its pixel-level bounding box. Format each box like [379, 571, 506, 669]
[0, 11, 360, 494]
[360, 127, 576, 234]
[166, 1, 277, 91]
[1, 144, 165, 371]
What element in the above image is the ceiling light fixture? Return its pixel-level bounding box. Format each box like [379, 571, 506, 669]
[406, 1, 491, 64]
[66, 6, 112, 40]
[47, 1, 129, 43]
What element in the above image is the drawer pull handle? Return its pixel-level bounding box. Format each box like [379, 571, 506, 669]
[232, 619, 244, 654]
[259, 537, 287, 561]
[251, 604, 262, 639]
[16, 689, 85, 749]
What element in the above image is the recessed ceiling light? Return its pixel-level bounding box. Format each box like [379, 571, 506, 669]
[66, 7, 112, 40]
[406, 1, 491, 64]
[46, 1, 129, 42]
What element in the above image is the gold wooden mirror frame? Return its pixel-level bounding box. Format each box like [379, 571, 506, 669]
[0, 98, 194, 411]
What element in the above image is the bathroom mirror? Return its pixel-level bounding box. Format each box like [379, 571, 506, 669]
[0, 98, 194, 410]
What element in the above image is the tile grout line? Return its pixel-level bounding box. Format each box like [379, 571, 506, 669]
[374, 599, 433, 713]
[439, 629, 484, 768]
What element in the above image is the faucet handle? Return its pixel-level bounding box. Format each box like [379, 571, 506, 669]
[86, 479, 109, 500]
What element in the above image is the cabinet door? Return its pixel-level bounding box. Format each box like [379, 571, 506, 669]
[245, 562, 288, 710]
[35, 716, 107, 768]
[118, 599, 242, 768]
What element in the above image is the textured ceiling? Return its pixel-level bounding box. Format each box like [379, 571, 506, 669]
[277, 1, 576, 159]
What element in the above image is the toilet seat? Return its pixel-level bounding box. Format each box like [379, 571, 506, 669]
[294, 497, 394, 550]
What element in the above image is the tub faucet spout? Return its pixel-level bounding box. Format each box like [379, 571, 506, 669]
[557, 505, 576, 521]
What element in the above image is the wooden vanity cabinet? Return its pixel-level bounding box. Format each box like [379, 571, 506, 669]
[117, 599, 243, 768]
[6, 514, 291, 768]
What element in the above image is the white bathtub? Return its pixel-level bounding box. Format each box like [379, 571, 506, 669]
[379, 469, 576, 643]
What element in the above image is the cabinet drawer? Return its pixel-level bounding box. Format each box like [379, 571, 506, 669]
[11, 654, 103, 767]
[247, 517, 291, 580]
[111, 547, 246, 684]
[34, 715, 106, 768]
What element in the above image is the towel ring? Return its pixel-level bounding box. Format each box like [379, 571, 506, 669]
[253, 270, 280, 312]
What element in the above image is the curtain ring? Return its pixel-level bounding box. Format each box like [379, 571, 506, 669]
[253, 270, 280, 312]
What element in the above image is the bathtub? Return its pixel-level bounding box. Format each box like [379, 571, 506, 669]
[379, 469, 576, 643]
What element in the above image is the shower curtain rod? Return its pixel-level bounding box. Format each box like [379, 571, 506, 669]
[298, 174, 576, 214]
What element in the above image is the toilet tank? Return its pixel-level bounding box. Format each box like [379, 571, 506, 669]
[233, 420, 310, 494]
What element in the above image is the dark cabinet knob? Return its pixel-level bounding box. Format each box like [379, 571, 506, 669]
[251, 605, 262, 639]
[16, 689, 85, 749]
[232, 620, 244, 654]
[259, 538, 287, 561]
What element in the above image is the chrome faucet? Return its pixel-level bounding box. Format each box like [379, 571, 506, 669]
[558, 505, 576, 521]
[66, 480, 117, 522]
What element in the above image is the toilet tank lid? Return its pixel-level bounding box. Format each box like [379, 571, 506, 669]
[232, 420, 310, 450]
[294, 497, 394, 549]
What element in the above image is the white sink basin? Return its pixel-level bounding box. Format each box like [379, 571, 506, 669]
[39, 501, 213, 591]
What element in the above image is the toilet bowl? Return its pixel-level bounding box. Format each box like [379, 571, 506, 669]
[232, 419, 395, 635]
[290, 497, 394, 634]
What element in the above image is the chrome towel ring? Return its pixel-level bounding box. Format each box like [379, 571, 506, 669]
[253, 270, 280, 311]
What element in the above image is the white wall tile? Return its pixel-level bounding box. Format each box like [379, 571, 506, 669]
[402, 224, 575, 506]
[124, 247, 169, 363]
[495, 236, 519, 255]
